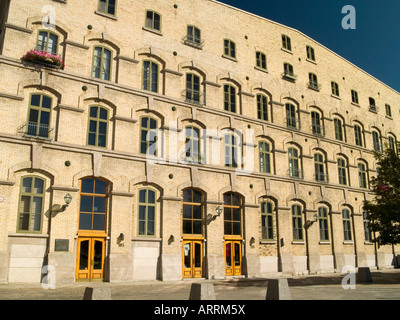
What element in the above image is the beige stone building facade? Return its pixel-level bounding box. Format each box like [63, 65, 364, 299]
[0, 0, 399, 284]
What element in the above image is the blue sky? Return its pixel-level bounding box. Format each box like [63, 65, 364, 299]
[217, 0, 400, 93]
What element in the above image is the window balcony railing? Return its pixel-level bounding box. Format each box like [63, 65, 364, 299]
[182, 36, 205, 49]
[180, 152, 205, 164]
[287, 168, 304, 179]
[308, 81, 321, 92]
[19, 122, 53, 140]
[369, 105, 378, 113]
[182, 89, 204, 105]
[311, 124, 325, 137]
[282, 71, 297, 81]
[285, 117, 301, 130]
[315, 172, 329, 183]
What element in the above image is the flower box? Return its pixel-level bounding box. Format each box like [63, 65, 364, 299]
[22, 50, 65, 69]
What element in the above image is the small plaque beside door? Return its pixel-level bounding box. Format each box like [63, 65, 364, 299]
[55, 239, 69, 252]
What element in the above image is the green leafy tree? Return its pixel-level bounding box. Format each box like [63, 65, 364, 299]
[363, 146, 400, 245]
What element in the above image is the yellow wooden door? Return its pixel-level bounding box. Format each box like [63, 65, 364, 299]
[225, 240, 242, 276]
[182, 240, 203, 278]
[76, 237, 105, 281]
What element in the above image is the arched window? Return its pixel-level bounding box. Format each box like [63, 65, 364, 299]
[79, 178, 108, 232]
[388, 134, 397, 152]
[138, 188, 156, 236]
[318, 207, 329, 242]
[26, 93, 52, 138]
[17, 176, 45, 232]
[261, 201, 274, 240]
[88, 106, 108, 148]
[292, 204, 303, 241]
[223, 193, 242, 236]
[182, 189, 203, 235]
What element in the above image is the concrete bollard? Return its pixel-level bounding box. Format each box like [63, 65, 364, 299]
[83, 287, 112, 300]
[266, 279, 292, 300]
[189, 283, 216, 300]
[356, 267, 373, 283]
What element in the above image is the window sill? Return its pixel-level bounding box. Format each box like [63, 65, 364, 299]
[319, 241, 331, 245]
[343, 241, 354, 245]
[306, 58, 317, 65]
[331, 94, 341, 100]
[94, 10, 118, 21]
[292, 241, 305, 245]
[260, 240, 275, 244]
[221, 54, 238, 62]
[351, 102, 360, 107]
[142, 26, 163, 36]
[8, 233, 49, 238]
[254, 66, 268, 74]
[281, 48, 293, 55]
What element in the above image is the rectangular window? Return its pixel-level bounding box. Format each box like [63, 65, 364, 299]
[224, 84, 236, 113]
[261, 202, 274, 240]
[338, 158, 347, 185]
[37, 31, 58, 55]
[334, 118, 343, 141]
[358, 163, 367, 188]
[140, 117, 158, 156]
[259, 141, 271, 173]
[342, 209, 352, 241]
[282, 34, 292, 51]
[18, 177, 45, 232]
[224, 39, 236, 59]
[185, 126, 200, 162]
[385, 104, 392, 118]
[223, 193, 242, 236]
[354, 125, 363, 147]
[331, 81, 340, 96]
[257, 94, 268, 121]
[87, 106, 108, 148]
[286, 103, 297, 129]
[351, 90, 359, 104]
[256, 51, 267, 70]
[92, 47, 111, 81]
[363, 211, 372, 242]
[186, 26, 202, 46]
[27, 94, 52, 138]
[98, 0, 116, 15]
[145, 10, 161, 31]
[142, 60, 159, 92]
[306, 45, 315, 61]
[308, 73, 320, 91]
[186, 73, 201, 104]
[225, 134, 238, 168]
[138, 189, 156, 236]
[292, 205, 303, 241]
[311, 111, 323, 136]
[318, 207, 329, 241]
[288, 148, 300, 178]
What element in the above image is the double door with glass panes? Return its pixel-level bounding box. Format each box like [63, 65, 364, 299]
[225, 240, 242, 276]
[76, 237, 105, 281]
[182, 240, 203, 278]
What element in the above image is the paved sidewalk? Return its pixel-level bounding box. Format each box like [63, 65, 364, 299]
[0, 269, 399, 300]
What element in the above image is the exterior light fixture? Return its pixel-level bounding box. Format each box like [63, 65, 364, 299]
[216, 205, 223, 216]
[64, 193, 72, 206]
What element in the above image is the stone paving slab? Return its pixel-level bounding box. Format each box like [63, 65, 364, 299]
[0, 270, 399, 300]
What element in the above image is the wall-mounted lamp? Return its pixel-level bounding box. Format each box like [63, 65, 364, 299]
[168, 235, 175, 245]
[52, 194, 73, 214]
[215, 205, 223, 216]
[250, 237, 255, 246]
[305, 214, 319, 229]
[118, 233, 125, 241]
